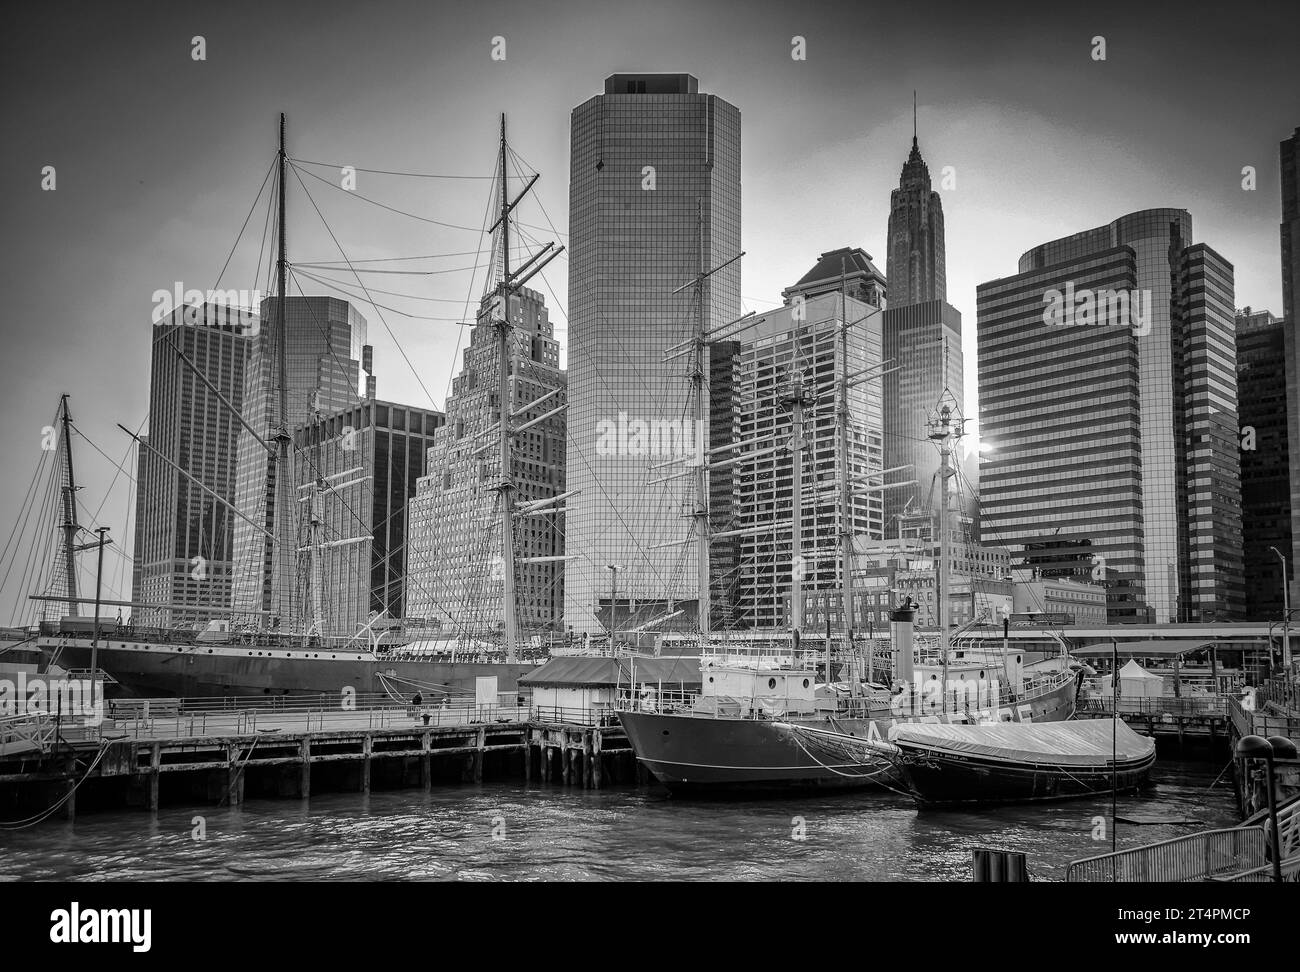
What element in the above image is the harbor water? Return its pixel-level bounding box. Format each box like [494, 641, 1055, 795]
[0, 758, 1238, 881]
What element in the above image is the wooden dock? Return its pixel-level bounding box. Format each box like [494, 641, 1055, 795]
[0, 703, 646, 822]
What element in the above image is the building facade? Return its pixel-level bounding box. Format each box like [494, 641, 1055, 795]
[732, 293, 884, 628]
[406, 284, 566, 638]
[1235, 308, 1291, 621]
[230, 296, 370, 627]
[564, 73, 741, 634]
[132, 305, 249, 628]
[1281, 128, 1300, 607]
[293, 399, 442, 638]
[886, 130, 946, 306]
[1012, 575, 1109, 626]
[977, 209, 1243, 623]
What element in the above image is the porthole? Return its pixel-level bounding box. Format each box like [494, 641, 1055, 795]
[802, 679, 810, 689]
[768, 677, 777, 690]
[662, 730, 669, 736]
[708, 676, 714, 683]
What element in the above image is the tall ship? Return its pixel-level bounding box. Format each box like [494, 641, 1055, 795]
[618, 299, 1082, 793]
[6, 115, 563, 702]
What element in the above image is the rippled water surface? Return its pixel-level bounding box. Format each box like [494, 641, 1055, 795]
[0, 760, 1238, 881]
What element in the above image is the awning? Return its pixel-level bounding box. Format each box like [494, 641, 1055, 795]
[1072, 639, 1215, 659]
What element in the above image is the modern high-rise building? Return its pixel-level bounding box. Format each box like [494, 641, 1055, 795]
[886, 127, 945, 307]
[731, 293, 884, 628]
[1280, 127, 1300, 607]
[132, 304, 249, 628]
[1235, 307, 1291, 621]
[293, 399, 442, 638]
[977, 209, 1243, 623]
[406, 284, 566, 638]
[230, 296, 371, 626]
[564, 73, 741, 634]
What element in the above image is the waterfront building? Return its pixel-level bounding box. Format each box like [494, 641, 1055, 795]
[131, 304, 249, 628]
[1011, 573, 1109, 626]
[732, 292, 884, 629]
[977, 209, 1243, 623]
[1235, 308, 1291, 621]
[293, 399, 443, 638]
[564, 73, 741, 635]
[230, 296, 371, 626]
[406, 284, 566, 638]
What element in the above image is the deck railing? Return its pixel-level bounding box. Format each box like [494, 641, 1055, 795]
[1066, 828, 1267, 882]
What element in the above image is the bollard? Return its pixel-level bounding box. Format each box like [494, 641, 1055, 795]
[972, 848, 1028, 882]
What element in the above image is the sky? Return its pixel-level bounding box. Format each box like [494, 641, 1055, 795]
[1, 0, 1297, 614]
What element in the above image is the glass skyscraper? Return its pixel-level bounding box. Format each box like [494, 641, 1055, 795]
[230, 296, 370, 626]
[132, 305, 248, 628]
[564, 74, 740, 635]
[977, 209, 1243, 622]
[1281, 128, 1300, 608]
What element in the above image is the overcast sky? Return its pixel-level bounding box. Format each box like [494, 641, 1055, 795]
[2, 0, 1296, 612]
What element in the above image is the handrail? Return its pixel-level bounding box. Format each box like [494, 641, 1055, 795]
[1066, 827, 1266, 882]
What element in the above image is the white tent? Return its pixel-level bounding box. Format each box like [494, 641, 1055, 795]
[1118, 659, 1165, 698]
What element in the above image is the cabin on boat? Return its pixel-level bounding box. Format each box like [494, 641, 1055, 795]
[521, 655, 701, 723]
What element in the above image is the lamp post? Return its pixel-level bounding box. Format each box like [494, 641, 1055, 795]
[606, 564, 624, 655]
[1268, 547, 1291, 673]
[90, 526, 110, 724]
[1235, 733, 1299, 882]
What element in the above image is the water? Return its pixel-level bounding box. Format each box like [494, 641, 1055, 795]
[0, 760, 1238, 881]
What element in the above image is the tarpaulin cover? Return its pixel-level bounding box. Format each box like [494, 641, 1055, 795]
[890, 719, 1154, 766]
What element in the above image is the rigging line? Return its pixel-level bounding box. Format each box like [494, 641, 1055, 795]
[502, 145, 570, 238]
[290, 269, 475, 324]
[0, 408, 58, 567]
[289, 157, 512, 180]
[292, 266, 477, 311]
[209, 156, 278, 297]
[290, 161, 486, 233]
[295, 249, 494, 265]
[3, 459, 52, 622]
[292, 263, 487, 277]
[254, 162, 277, 303]
[290, 164, 445, 414]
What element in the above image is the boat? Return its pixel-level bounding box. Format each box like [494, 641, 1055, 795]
[620, 297, 1082, 795]
[890, 718, 1155, 806]
[12, 115, 560, 704]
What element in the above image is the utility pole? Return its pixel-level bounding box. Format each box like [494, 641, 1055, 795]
[58, 395, 81, 617]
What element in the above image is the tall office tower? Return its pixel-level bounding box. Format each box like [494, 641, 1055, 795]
[230, 296, 371, 626]
[565, 73, 741, 635]
[1236, 308, 1291, 620]
[732, 293, 884, 628]
[1281, 128, 1300, 607]
[294, 400, 443, 638]
[977, 209, 1243, 623]
[406, 284, 567, 637]
[132, 304, 249, 628]
[886, 124, 946, 307]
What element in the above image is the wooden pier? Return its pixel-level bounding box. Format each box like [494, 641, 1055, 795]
[1076, 696, 1231, 748]
[0, 703, 648, 822]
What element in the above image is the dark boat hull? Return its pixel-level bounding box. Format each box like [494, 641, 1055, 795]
[41, 638, 536, 698]
[619, 673, 1080, 796]
[618, 710, 899, 794]
[897, 745, 1156, 806]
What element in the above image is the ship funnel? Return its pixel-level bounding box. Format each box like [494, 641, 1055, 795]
[890, 598, 917, 684]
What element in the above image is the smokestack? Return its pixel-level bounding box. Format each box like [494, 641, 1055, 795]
[890, 598, 917, 684]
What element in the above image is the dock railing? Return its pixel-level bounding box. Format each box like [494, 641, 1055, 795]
[1066, 827, 1267, 882]
[1080, 695, 1230, 719]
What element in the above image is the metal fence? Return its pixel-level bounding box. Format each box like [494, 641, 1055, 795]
[1066, 828, 1266, 882]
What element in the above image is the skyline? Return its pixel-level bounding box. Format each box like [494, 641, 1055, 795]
[3, 0, 1298, 611]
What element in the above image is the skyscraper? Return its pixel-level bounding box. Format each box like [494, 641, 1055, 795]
[882, 128, 964, 530]
[1235, 307, 1291, 620]
[731, 293, 884, 628]
[886, 117, 946, 307]
[230, 296, 370, 625]
[132, 304, 249, 628]
[977, 209, 1243, 622]
[564, 73, 741, 635]
[294, 399, 443, 638]
[1281, 127, 1300, 607]
[406, 284, 566, 637]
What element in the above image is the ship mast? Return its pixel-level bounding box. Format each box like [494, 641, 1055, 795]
[488, 114, 562, 663]
[691, 200, 711, 642]
[270, 111, 297, 632]
[782, 370, 813, 663]
[836, 279, 856, 691]
[928, 398, 961, 702]
[58, 394, 81, 617]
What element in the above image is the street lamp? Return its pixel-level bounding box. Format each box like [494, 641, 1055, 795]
[1268, 547, 1292, 672]
[1235, 733, 1299, 882]
[606, 564, 624, 655]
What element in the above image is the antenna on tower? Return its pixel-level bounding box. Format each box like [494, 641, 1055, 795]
[913, 90, 917, 145]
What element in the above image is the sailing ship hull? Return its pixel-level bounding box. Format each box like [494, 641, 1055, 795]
[619, 674, 1079, 796]
[40, 637, 536, 698]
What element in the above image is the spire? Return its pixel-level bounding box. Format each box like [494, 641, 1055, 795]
[912, 90, 917, 149]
